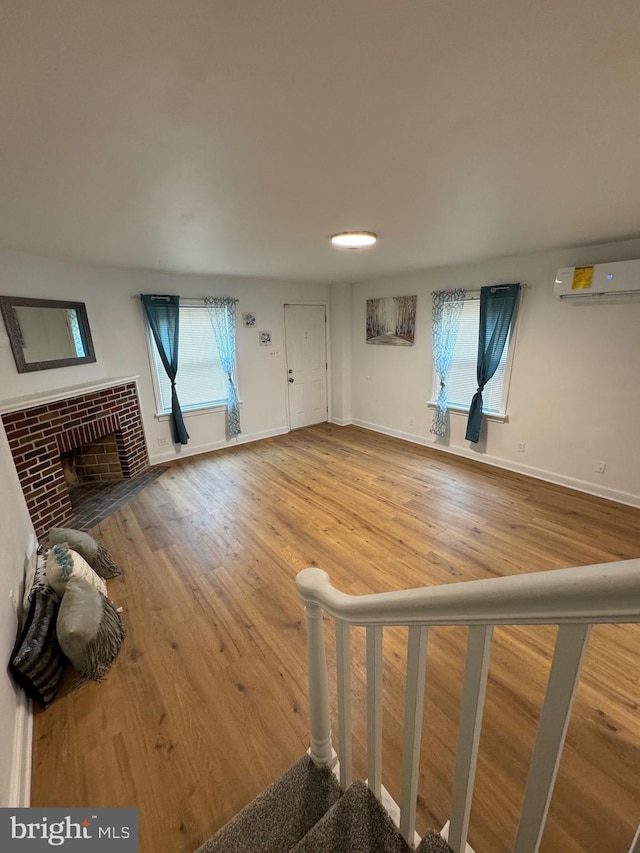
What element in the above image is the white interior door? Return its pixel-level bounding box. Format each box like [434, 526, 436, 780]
[284, 304, 328, 429]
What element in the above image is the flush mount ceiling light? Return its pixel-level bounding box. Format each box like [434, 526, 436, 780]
[330, 231, 378, 249]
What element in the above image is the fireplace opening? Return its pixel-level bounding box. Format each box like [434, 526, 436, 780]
[60, 433, 124, 488]
[60, 432, 127, 522]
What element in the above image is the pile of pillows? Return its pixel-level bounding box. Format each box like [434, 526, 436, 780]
[9, 528, 126, 709]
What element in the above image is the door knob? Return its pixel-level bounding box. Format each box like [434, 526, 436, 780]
[288, 369, 293, 374]
[288, 377, 294, 383]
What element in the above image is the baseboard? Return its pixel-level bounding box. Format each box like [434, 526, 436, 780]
[9, 687, 33, 807]
[147, 426, 290, 465]
[329, 417, 352, 427]
[351, 418, 640, 509]
[352, 420, 429, 448]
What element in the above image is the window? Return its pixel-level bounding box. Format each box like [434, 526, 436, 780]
[432, 293, 514, 416]
[148, 303, 232, 414]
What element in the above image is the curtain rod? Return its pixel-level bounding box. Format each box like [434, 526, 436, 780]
[463, 283, 527, 301]
[134, 295, 239, 301]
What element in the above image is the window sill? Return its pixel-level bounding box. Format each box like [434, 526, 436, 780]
[426, 401, 509, 424]
[154, 400, 242, 421]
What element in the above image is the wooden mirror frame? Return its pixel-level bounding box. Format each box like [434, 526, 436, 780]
[0, 295, 97, 373]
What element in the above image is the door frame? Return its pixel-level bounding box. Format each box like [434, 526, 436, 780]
[282, 299, 331, 430]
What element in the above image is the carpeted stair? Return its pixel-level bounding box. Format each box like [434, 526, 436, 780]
[195, 755, 452, 853]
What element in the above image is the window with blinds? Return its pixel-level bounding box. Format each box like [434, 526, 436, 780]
[149, 304, 230, 413]
[440, 296, 510, 414]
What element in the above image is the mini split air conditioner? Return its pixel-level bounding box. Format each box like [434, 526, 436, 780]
[554, 259, 640, 302]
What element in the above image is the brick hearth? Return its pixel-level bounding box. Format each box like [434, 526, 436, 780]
[2, 381, 148, 539]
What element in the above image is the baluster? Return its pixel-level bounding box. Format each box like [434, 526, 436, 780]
[448, 625, 493, 853]
[367, 625, 383, 799]
[399, 625, 429, 847]
[336, 619, 352, 790]
[513, 623, 591, 853]
[304, 602, 336, 767]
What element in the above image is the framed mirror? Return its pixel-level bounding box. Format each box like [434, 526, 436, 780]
[0, 295, 97, 373]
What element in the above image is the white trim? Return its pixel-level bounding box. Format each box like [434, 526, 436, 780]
[330, 417, 352, 427]
[378, 783, 421, 849]
[426, 401, 508, 423]
[330, 759, 422, 848]
[351, 418, 640, 510]
[440, 820, 476, 853]
[351, 419, 430, 446]
[9, 688, 33, 807]
[154, 400, 243, 421]
[147, 425, 289, 465]
[0, 376, 140, 415]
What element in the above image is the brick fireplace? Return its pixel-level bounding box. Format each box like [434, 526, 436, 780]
[2, 380, 148, 539]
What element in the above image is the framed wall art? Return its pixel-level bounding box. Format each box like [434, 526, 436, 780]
[366, 295, 417, 345]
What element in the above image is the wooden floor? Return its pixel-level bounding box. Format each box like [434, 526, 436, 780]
[31, 425, 640, 853]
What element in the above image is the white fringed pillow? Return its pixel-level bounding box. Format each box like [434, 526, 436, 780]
[48, 528, 122, 579]
[46, 543, 108, 598]
[56, 576, 125, 688]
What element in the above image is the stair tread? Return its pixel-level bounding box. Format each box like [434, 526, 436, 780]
[194, 754, 342, 853]
[290, 780, 413, 853]
[415, 829, 452, 853]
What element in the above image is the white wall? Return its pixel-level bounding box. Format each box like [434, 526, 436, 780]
[0, 249, 330, 463]
[349, 237, 640, 507]
[0, 419, 36, 806]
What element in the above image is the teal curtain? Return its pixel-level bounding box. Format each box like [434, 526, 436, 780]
[204, 296, 241, 440]
[430, 289, 466, 436]
[141, 294, 189, 445]
[465, 283, 520, 444]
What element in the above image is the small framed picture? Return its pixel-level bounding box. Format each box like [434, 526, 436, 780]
[243, 312, 256, 327]
[259, 331, 272, 345]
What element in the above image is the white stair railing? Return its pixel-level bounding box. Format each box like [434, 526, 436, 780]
[296, 559, 640, 853]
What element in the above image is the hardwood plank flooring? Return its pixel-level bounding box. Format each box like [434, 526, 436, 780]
[31, 424, 640, 853]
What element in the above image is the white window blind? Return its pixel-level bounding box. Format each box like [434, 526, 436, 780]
[150, 304, 229, 413]
[444, 297, 510, 414]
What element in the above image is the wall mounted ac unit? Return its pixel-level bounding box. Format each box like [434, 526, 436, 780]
[554, 259, 640, 302]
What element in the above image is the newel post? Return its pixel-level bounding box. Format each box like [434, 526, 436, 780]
[303, 600, 336, 767]
[296, 567, 338, 768]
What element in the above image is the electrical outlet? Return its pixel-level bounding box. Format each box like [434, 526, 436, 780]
[594, 461, 606, 474]
[517, 441, 526, 453]
[157, 437, 168, 447]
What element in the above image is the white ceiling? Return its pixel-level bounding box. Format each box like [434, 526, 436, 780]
[2, 1, 640, 284]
